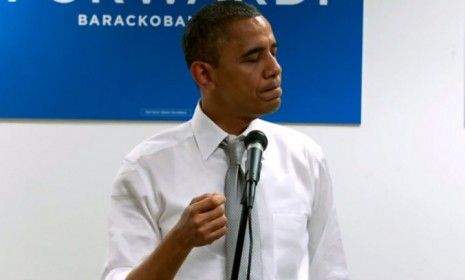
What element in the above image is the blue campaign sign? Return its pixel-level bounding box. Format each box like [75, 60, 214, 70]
[0, 0, 362, 124]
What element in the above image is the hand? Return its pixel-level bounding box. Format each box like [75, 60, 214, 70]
[126, 193, 227, 280]
[172, 193, 227, 249]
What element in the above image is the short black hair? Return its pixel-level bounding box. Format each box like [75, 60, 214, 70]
[182, 1, 261, 67]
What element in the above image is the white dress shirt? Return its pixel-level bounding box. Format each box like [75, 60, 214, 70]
[102, 104, 348, 280]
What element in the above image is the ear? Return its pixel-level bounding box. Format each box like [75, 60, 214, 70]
[190, 61, 215, 91]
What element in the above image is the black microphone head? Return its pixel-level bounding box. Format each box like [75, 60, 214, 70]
[245, 130, 268, 150]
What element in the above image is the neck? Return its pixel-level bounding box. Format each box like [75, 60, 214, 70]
[200, 101, 254, 136]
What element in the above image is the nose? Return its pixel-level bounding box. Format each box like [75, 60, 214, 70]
[264, 53, 282, 79]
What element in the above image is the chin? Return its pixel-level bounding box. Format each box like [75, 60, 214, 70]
[266, 98, 282, 112]
[256, 99, 282, 117]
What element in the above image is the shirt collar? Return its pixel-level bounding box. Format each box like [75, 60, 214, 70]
[191, 103, 228, 161]
[191, 102, 267, 161]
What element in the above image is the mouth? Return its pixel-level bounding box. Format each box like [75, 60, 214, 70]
[258, 84, 282, 101]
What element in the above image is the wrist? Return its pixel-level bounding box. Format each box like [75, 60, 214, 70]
[168, 226, 194, 253]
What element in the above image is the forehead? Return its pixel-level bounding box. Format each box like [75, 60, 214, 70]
[224, 16, 276, 47]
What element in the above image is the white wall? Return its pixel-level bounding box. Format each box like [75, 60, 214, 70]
[1, 0, 464, 279]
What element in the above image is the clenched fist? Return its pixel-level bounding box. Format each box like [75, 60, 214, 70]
[173, 193, 228, 249]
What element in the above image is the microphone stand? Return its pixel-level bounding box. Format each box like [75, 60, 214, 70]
[230, 179, 257, 280]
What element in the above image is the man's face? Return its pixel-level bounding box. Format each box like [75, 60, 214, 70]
[208, 16, 282, 121]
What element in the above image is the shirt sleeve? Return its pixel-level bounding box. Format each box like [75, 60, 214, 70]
[101, 160, 162, 280]
[307, 156, 349, 279]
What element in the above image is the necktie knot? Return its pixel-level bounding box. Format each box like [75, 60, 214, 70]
[222, 136, 245, 166]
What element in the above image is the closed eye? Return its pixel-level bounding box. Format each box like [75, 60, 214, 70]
[240, 43, 278, 63]
[243, 54, 260, 63]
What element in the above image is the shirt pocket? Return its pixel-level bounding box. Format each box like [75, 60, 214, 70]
[273, 213, 309, 279]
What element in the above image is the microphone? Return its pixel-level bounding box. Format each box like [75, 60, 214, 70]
[244, 130, 268, 207]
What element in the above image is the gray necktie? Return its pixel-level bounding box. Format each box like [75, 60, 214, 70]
[222, 136, 262, 280]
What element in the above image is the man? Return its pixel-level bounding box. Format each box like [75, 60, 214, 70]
[102, 1, 348, 279]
